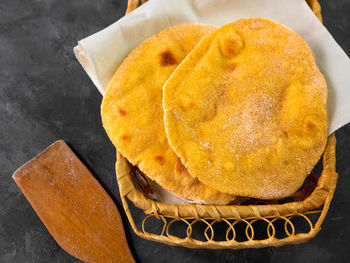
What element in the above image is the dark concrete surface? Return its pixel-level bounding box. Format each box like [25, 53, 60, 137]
[0, 0, 349, 262]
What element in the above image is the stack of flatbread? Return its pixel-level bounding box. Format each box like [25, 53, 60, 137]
[101, 18, 327, 204]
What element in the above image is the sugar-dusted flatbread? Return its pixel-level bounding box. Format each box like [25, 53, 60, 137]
[163, 18, 327, 199]
[101, 24, 237, 204]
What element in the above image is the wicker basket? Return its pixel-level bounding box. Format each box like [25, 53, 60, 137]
[117, 0, 338, 249]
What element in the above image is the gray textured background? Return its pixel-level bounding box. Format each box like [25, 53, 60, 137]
[1, 0, 349, 262]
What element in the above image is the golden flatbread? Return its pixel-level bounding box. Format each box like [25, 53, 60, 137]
[101, 24, 237, 204]
[163, 18, 327, 199]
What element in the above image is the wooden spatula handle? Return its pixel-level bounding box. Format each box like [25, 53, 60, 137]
[13, 140, 135, 263]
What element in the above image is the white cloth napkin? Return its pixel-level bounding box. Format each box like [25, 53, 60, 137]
[74, 0, 350, 135]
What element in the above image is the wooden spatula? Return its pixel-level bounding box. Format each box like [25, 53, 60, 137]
[12, 140, 135, 263]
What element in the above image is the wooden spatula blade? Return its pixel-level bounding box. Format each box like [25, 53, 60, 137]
[13, 140, 135, 263]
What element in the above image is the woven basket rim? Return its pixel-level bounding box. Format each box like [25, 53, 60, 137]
[117, 134, 337, 219]
[115, 0, 338, 249]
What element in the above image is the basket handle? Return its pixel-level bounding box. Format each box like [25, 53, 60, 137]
[126, 0, 143, 15]
[306, 0, 323, 22]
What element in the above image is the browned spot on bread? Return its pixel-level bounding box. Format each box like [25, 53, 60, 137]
[187, 102, 195, 108]
[160, 50, 177, 66]
[281, 129, 288, 138]
[220, 33, 243, 57]
[197, 130, 204, 137]
[175, 158, 186, 174]
[118, 108, 126, 116]
[154, 155, 165, 165]
[227, 63, 237, 72]
[120, 134, 129, 141]
[306, 120, 316, 131]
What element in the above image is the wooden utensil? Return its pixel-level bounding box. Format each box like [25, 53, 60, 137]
[12, 140, 135, 263]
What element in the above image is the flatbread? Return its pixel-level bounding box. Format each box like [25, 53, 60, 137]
[163, 18, 327, 199]
[101, 24, 236, 204]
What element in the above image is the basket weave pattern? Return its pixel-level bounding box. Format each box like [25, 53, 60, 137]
[117, 0, 338, 249]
